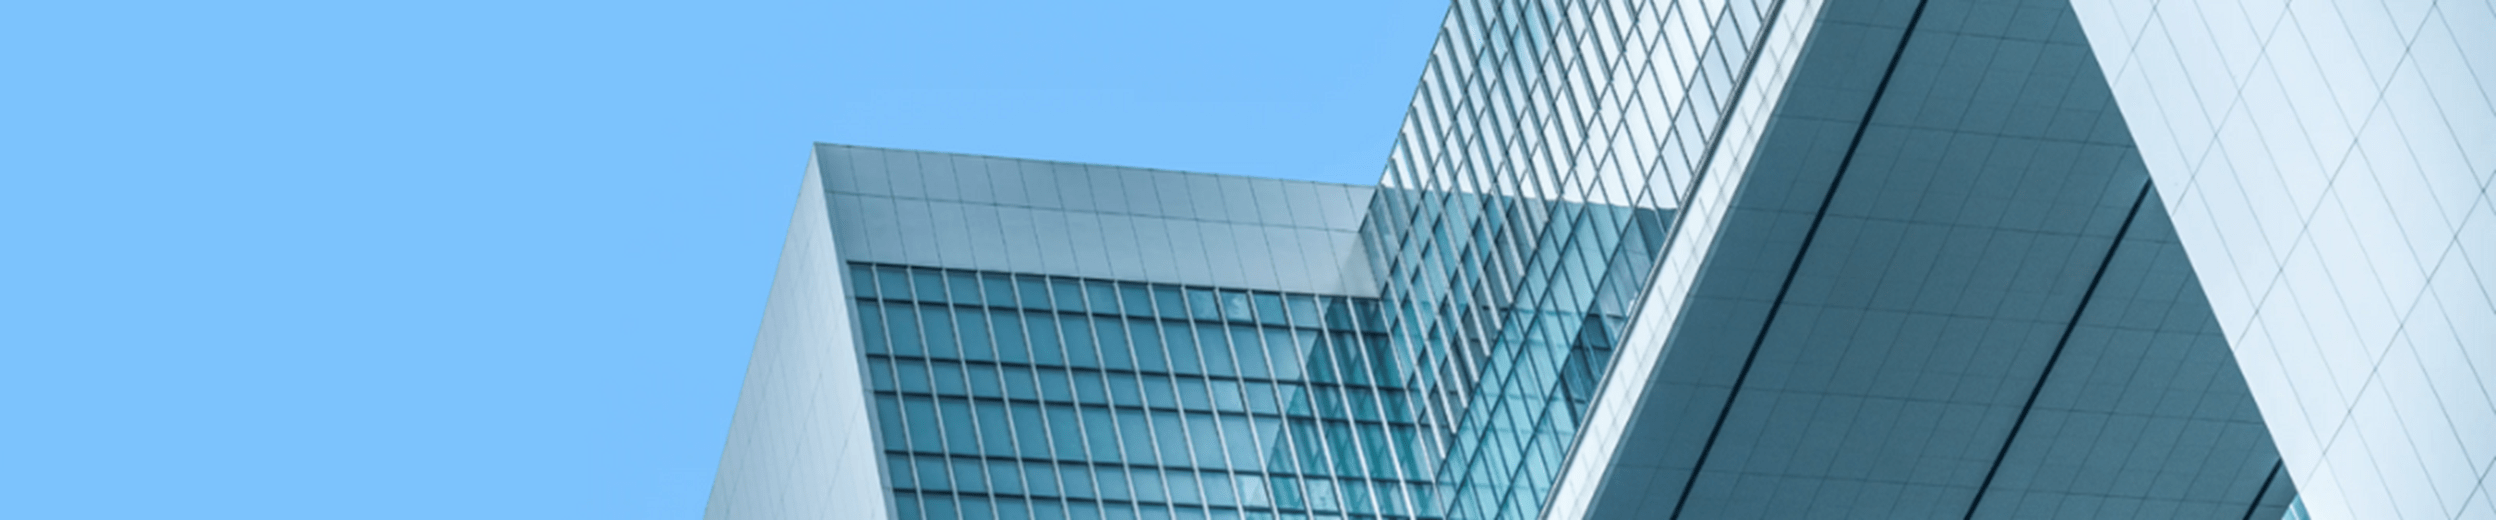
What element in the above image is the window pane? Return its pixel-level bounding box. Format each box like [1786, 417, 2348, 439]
[1218, 291, 1253, 322]
[849, 265, 879, 299]
[1073, 371, 1108, 406]
[1131, 468, 1166, 503]
[893, 491, 922, 519]
[1119, 283, 1153, 318]
[977, 400, 1013, 457]
[997, 498, 1031, 520]
[1060, 316, 1098, 368]
[1025, 461, 1061, 497]
[959, 309, 995, 361]
[1209, 381, 1244, 413]
[992, 312, 1030, 364]
[933, 362, 967, 396]
[1167, 469, 1204, 506]
[967, 364, 1003, 398]
[1059, 464, 1096, 499]
[1223, 414, 1263, 472]
[916, 456, 951, 491]
[1176, 378, 1210, 412]
[1252, 293, 1286, 326]
[1047, 405, 1085, 459]
[867, 358, 895, 392]
[887, 305, 924, 356]
[1095, 317, 1133, 370]
[1017, 277, 1052, 312]
[897, 360, 932, 394]
[1038, 370, 1072, 403]
[923, 307, 960, 359]
[1140, 375, 1177, 410]
[878, 396, 907, 451]
[1202, 472, 1237, 507]
[1153, 411, 1189, 467]
[1026, 312, 1064, 366]
[947, 271, 983, 305]
[1125, 321, 1166, 372]
[1186, 289, 1220, 321]
[1084, 280, 1120, 313]
[923, 494, 958, 519]
[1051, 279, 1086, 313]
[1163, 325, 1201, 375]
[989, 460, 1025, 495]
[981, 273, 1017, 307]
[1188, 413, 1225, 468]
[1152, 286, 1187, 318]
[1084, 408, 1123, 463]
[1196, 328, 1235, 376]
[887, 453, 915, 489]
[876, 266, 911, 299]
[1011, 403, 1050, 456]
[859, 303, 889, 354]
[1244, 383, 1278, 415]
[953, 458, 989, 493]
[1096, 466, 1132, 501]
[941, 398, 978, 453]
[1107, 373, 1143, 407]
[1228, 327, 1267, 378]
[912, 269, 948, 305]
[960, 496, 994, 520]
[1004, 366, 1038, 400]
[1120, 408, 1158, 466]
[1285, 295, 1321, 327]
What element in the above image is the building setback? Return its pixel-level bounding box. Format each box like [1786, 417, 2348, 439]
[706, 0, 2493, 519]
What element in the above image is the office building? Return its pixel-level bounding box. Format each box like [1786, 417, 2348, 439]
[706, 0, 2492, 519]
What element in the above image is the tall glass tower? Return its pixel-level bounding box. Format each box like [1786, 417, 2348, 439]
[707, 1, 2492, 519]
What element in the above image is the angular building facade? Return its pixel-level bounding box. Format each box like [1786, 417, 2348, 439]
[707, 1, 2492, 519]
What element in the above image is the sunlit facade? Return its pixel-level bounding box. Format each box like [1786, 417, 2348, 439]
[708, 1, 2490, 519]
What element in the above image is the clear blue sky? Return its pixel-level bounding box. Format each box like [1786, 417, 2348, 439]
[0, 2, 1445, 518]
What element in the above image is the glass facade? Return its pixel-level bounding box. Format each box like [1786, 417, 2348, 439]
[852, 263, 1435, 520]
[711, 1, 2489, 519]
[1358, 0, 1783, 517]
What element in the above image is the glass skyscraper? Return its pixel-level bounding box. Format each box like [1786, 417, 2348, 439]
[707, 1, 2492, 519]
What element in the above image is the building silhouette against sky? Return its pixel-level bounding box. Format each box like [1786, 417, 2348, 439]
[705, 0, 2495, 519]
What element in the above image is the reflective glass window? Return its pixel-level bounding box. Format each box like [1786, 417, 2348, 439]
[958, 309, 995, 361]
[1151, 286, 1186, 318]
[953, 458, 988, 493]
[1096, 467, 1131, 501]
[1051, 280, 1086, 313]
[923, 307, 960, 359]
[1016, 277, 1052, 312]
[1129, 321, 1167, 372]
[1094, 317, 1132, 370]
[967, 364, 1002, 398]
[887, 305, 924, 357]
[897, 360, 932, 394]
[1084, 280, 1120, 313]
[980, 273, 1016, 306]
[1120, 409, 1158, 465]
[876, 266, 911, 298]
[849, 265, 879, 299]
[1119, 283, 1153, 318]
[912, 270, 947, 304]
[1252, 293, 1287, 326]
[946, 271, 983, 305]
[1185, 289, 1220, 321]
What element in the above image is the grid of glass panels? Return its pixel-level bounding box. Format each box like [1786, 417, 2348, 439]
[1360, 0, 1784, 518]
[850, 263, 1440, 520]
